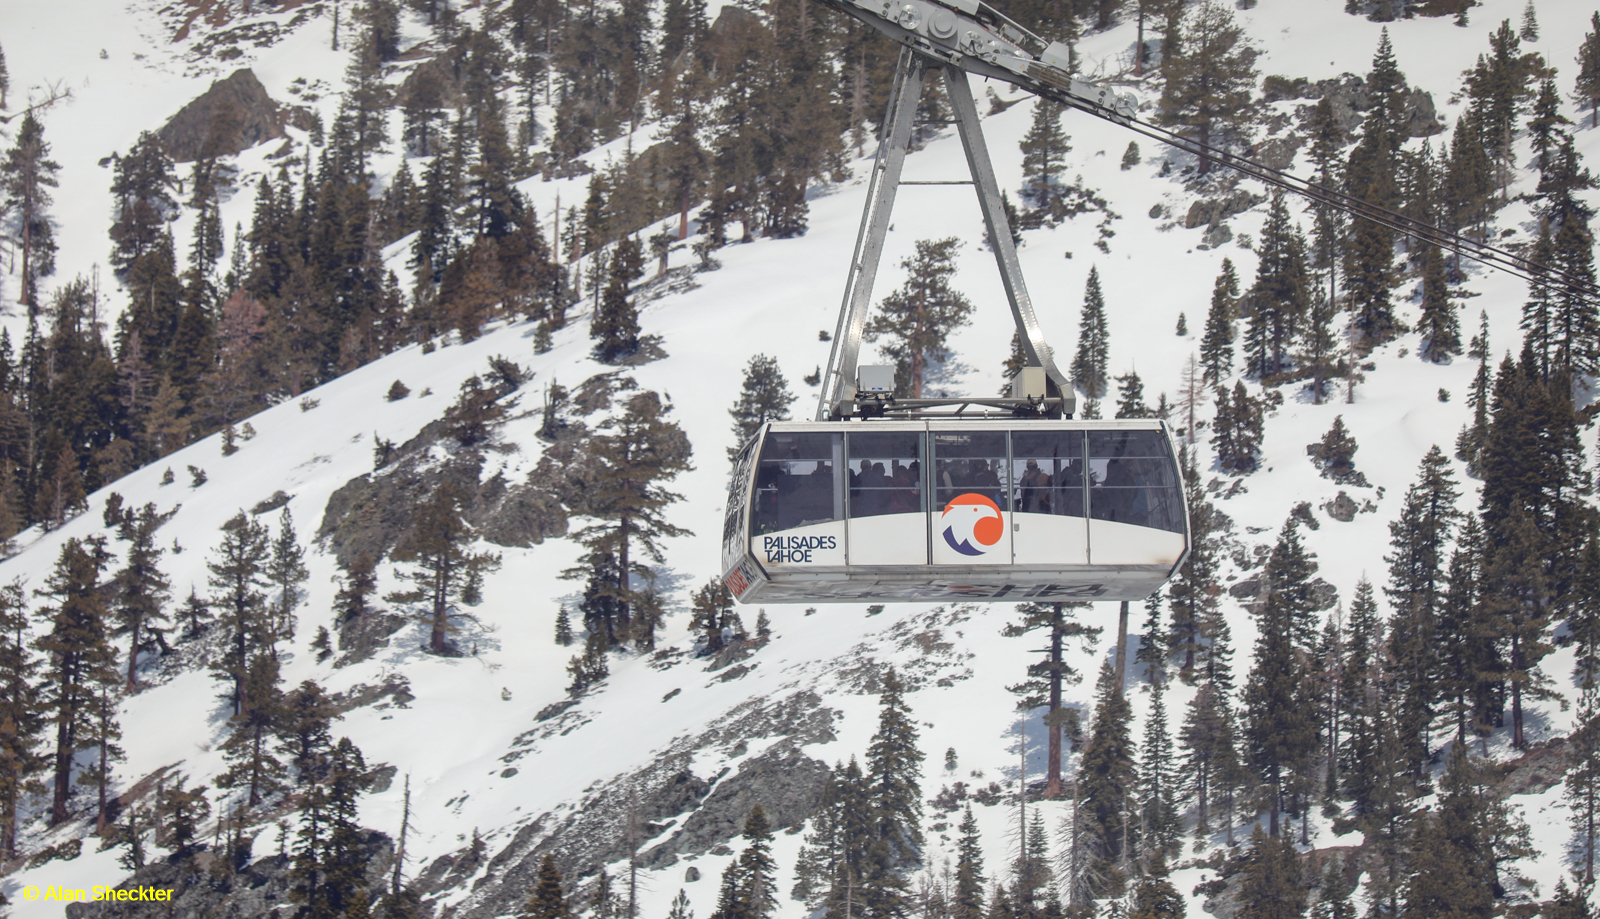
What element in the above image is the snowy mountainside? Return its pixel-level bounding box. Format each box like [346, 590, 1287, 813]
[0, 0, 1598, 916]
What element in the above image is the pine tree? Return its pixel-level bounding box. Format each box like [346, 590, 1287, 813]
[591, 237, 645, 363]
[867, 667, 924, 868]
[1071, 267, 1110, 399]
[1, 113, 62, 314]
[1401, 745, 1495, 918]
[563, 391, 692, 648]
[734, 805, 778, 919]
[268, 508, 309, 644]
[952, 805, 985, 919]
[527, 854, 571, 919]
[1243, 527, 1318, 836]
[290, 736, 372, 918]
[1114, 372, 1150, 419]
[386, 483, 501, 655]
[1019, 100, 1071, 215]
[1156, 0, 1257, 175]
[1416, 244, 1459, 362]
[1211, 382, 1264, 474]
[1078, 660, 1133, 896]
[216, 651, 286, 808]
[864, 238, 975, 399]
[1004, 603, 1098, 798]
[1199, 260, 1239, 384]
[0, 578, 40, 857]
[727, 354, 795, 462]
[110, 503, 171, 689]
[1568, 677, 1600, 886]
[554, 606, 574, 647]
[1232, 826, 1304, 918]
[334, 551, 379, 633]
[1578, 12, 1600, 128]
[278, 679, 337, 787]
[1308, 416, 1359, 482]
[1137, 677, 1180, 865]
[1242, 193, 1311, 379]
[158, 774, 210, 858]
[208, 513, 273, 716]
[35, 537, 117, 826]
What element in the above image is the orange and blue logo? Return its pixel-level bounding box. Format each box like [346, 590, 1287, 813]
[941, 494, 1004, 556]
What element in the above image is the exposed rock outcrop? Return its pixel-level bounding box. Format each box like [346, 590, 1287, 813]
[157, 68, 286, 162]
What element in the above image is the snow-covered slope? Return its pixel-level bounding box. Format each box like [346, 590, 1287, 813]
[1, 0, 1598, 915]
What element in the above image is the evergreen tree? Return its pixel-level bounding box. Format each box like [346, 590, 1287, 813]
[216, 651, 286, 809]
[1232, 826, 1304, 918]
[334, 551, 379, 633]
[279, 679, 337, 787]
[1114, 372, 1150, 419]
[1401, 745, 1495, 918]
[527, 854, 571, 919]
[387, 483, 502, 655]
[1156, 0, 1257, 175]
[108, 132, 176, 279]
[1211, 382, 1264, 474]
[110, 503, 171, 689]
[1385, 445, 1460, 778]
[1569, 678, 1600, 887]
[290, 737, 372, 918]
[0, 578, 39, 857]
[1242, 194, 1310, 379]
[867, 667, 924, 868]
[562, 391, 692, 648]
[268, 508, 309, 644]
[554, 606, 574, 647]
[727, 354, 795, 462]
[1136, 677, 1180, 864]
[864, 238, 974, 399]
[1078, 660, 1133, 896]
[1243, 526, 1318, 836]
[1071, 267, 1110, 399]
[1199, 260, 1238, 384]
[1308, 416, 1359, 482]
[1004, 603, 1098, 798]
[1019, 100, 1071, 215]
[734, 805, 778, 919]
[208, 513, 273, 716]
[952, 805, 986, 919]
[1, 112, 61, 314]
[1578, 12, 1600, 128]
[592, 237, 645, 363]
[35, 537, 116, 826]
[1415, 244, 1460, 362]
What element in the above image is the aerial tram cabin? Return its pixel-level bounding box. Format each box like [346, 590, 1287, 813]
[720, 2, 1192, 605]
[721, 420, 1188, 604]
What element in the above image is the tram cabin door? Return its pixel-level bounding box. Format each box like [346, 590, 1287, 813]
[846, 430, 927, 565]
[930, 431, 1011, 565]
[1009, 429, 1090, 566]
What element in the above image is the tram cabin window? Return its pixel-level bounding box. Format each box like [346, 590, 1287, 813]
[752, 433, 843, 534]
[1087, 430, 1184, 533]
[848, 432, 924, 517]
[1010, 430, 1085, 517]
[933, 432, 1009, 511]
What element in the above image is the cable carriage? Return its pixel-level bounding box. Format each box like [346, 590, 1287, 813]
[721, 0, 1193, 604]
[722, 420, 1187, 603]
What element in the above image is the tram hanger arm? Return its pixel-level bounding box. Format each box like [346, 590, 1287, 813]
[810, 0, 1600, 304]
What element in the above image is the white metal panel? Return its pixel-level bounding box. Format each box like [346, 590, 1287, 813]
[750, 521, 847, 568]
[848, 513, 930, 565]
[1011, 512, 1089, 566]
[1087, 519, 1186, 566]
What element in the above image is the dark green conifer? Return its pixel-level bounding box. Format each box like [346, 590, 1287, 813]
[110, 503, 171, 689]
[208, 513, 273, 716]
[727, 354, 795, 462]
[0, 578, 40, 857]
[526, 854, 570, 919]
[386, 483, 501, 655]
[1070, 267, 1110, 399]
[865, 238, 975, 399]
[1078, 660, 1133, 896]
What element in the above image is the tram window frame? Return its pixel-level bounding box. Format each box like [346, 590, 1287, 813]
[750, 432, 845, 535]
[1009, 430, 1087, 519]
[1086, 430, 1184, 533]
[845, 431, 925, 519]
[931, 431, 1011, 513]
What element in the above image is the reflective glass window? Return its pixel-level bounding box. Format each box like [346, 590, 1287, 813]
[932, 431, 1010, 512]
[847, 431, 924, 518]
[1010, 430, 1085, 517]
[1087, 430, 1184, 533]
[751, 432, 843, 535]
